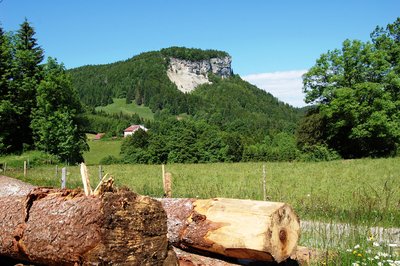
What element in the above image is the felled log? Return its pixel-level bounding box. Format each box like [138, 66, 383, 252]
[161, 198, 300, 263]
[0, 186, 177, 265]
[173, 247, 241, 266]
[0, 175, 35, 197]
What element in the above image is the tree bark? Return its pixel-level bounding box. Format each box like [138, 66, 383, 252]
[160, 198, 300, 263]
[0, 186, 176, 265]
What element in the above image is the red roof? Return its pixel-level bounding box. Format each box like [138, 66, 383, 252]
[124, 125, 141, 132]
[94, 133, 105, 140]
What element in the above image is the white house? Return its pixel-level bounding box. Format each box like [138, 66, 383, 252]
[123, 125, 148, 137]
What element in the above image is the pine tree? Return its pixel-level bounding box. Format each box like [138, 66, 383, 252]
[0, 25, 15, 153]
[9, 19, 44, 152]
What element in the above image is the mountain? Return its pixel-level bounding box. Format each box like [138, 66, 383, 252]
[68, 47, 304, 140]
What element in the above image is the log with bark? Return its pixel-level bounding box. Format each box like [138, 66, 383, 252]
[160, 198, 300, 263]
[0, 184, 177, 265]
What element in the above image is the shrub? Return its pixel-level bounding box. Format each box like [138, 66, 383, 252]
[299, 145, 341, 162]
[99, 155, 122, 165]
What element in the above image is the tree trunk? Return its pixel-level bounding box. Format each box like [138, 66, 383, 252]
[0, 186, 176, 265]
[160, 198, 300, 263]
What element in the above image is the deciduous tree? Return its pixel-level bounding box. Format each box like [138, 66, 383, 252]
[301, 18, 400, 158]
[31, 58, 87, 163]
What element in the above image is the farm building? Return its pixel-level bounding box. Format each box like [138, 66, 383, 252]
[123, 125, 148, 137]
[93, 133, 105, 140]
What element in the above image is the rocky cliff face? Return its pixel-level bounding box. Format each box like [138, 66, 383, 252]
[167, 56, 232, 93]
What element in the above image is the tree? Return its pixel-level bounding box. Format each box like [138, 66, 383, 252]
[301, 18, 400, 158]
[0, 25, 15, 154]
[31, 58, 88, 163]
[8, 19, 44, 152]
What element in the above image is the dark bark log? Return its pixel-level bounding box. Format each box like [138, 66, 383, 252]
[0, 186, 176, 265]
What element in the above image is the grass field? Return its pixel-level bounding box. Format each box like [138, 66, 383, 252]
[83, 139, 122, 165]
[95, 98, 154, 120]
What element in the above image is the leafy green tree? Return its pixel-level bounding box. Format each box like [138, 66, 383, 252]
[31, 58, 88, 163]
[302, 18, 400, 158]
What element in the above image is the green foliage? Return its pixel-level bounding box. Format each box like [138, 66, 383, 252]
[120, 117, 236, 164]
[299, 144, 341, 162]
[160, 46, 229, 61]
[192, 75, 302, 139]
[301, 18, 400, 158]
[31, 58, 88, 163]
[0, 20, 44, 154]
[99, 155, 122, 165]
[243, 133, 300, 162]
[0, 20, 88, 162]
[295, 107, 326, 148]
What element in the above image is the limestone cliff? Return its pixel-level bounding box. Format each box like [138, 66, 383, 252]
[167, 56, 232, 93]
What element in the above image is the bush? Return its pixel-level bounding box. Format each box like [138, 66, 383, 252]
[299, 145, 341, 162]
[99, 155, 122, 165]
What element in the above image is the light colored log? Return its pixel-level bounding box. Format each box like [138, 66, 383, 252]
[173, 247, 240, 266]
[161, 198, 300, 263]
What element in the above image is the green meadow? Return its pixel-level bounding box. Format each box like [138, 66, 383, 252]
[95, 98, 154, 120]
[83, 138, 122, 165]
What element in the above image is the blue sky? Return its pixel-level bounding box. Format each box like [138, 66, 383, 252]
[1, 0, 399, 107]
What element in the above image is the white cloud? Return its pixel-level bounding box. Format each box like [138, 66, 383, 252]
[242, 69, 308, 108]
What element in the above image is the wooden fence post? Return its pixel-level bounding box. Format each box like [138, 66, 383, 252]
[99, 165, 103, 181]
[24, 161, 27, 177]
[162, 164, 172, 198]
[55, 165, 58, 179]
[61, 167, 67, 189]
[262, 164, 266, 201]
[3, 162, 6, 175]
[163, 172, 172, 198]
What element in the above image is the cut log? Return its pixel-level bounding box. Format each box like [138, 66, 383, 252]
[0, 186, 176, 265]
[173, 247, 241, 266]
[0, 175, 35, 197]
[160, 198, 300, 263]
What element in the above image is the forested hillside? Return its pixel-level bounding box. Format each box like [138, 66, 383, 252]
[69, 47, 303, 137]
